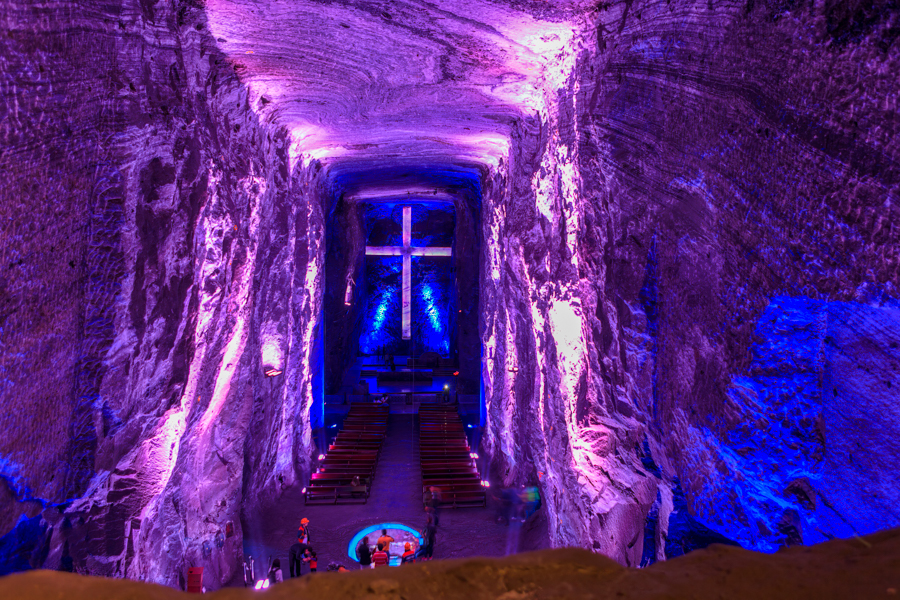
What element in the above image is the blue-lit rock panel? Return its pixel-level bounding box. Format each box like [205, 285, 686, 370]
[684, 297, 900, 552]
[360, 203, 455, 357]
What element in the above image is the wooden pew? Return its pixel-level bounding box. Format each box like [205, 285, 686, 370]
[316, 467, 375, 477]
[421, 467, 475, 474]
[423, 473, 481, 482]
[305, 485, 369, 505]
[421, 451, 471, 460]
[311, 473, 371, 486]
[330, 440, 382, 449]
[424, 488, 485, 508]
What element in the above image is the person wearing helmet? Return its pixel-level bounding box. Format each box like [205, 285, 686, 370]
[297, 518, 310, 544]
[400, 542, 416, 564]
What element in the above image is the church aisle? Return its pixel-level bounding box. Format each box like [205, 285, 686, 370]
[240, 413, 532, 582]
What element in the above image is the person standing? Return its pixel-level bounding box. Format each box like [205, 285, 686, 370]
[420, 520, 436, 561]
[429, 486, 443, 527]
[372, 543, 389, 568]
[297, 518, 310, 544]
[376, 528, 395, 556]
[357, 536, 372, 570]
[289, 541, 310, 577]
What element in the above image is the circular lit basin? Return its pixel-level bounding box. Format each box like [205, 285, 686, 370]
[348, 522, 424, 567]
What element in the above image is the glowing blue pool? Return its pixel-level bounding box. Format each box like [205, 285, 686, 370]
[347, 522, 424, 567]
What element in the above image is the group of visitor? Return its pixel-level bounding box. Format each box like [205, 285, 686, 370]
[356, 519, 433, 569]
[265, 506, 449, 584]
[494, 485, 541, 525]
[356, 528, 414, 568]
[266, 518, 322, 584]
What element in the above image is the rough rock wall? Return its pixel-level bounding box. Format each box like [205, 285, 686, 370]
[480, 0, 898, 564]
[1, 0, 898, 585]
[0, 0, 323, 586]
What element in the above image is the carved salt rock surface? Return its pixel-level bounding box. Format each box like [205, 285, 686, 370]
[0, 0, 325, 586]
[820, 302, 900, 539]
[5, 530, 900, 599]
[201, 0, 586, 165]
[0, 0, 120, 529]
[561, 0, 900, 556]
[675, 298, 900, 552]
[0, 0, 899, 588]
[478, 109, 661, 566]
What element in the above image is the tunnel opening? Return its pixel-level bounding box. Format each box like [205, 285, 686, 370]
[322, 164, 483, 419]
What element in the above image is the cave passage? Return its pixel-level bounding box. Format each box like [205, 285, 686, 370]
[1, 0, 898, 591]
[323, 165, 483, 417]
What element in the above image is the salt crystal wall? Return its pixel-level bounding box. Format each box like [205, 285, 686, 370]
[480, 0, 899, 565]
[0, 0, 327, 586]
[0, 0, 898, 589]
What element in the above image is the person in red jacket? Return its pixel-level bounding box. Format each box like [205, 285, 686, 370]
[372, 543, 389, 568]
[297, 518, 310, 544]
[400, 542, 416, 564]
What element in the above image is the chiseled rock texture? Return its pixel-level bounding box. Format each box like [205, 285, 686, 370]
[0, 0, 325, 587]
[0, 0, 898, 590]
[479, 0, 899, 565]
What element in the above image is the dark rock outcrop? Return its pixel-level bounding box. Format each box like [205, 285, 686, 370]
[2, 527, 900, 599]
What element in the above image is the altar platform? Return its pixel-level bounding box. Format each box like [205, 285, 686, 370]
[326, 355, 479, 416]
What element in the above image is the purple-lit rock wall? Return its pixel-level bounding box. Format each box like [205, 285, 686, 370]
[0, 0, 897, 588]
[479, 0, 898, 565]
[0, 0, 325, 586]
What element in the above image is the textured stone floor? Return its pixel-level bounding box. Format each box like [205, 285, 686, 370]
[240, 415, 535, 581]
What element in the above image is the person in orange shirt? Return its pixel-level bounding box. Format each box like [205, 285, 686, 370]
[372, 543, 389, 568]
[376, 529, 395, 556]
[400, 542, 416, 564]
[297, 518, 310, 544]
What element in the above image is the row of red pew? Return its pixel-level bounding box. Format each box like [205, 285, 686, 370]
[419, 406, 485, 508]
[305, 404, 389, 505]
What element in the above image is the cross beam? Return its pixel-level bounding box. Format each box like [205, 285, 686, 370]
[365, 206, 451, 339]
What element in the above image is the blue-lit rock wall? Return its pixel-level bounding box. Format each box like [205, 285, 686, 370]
[681, 297, 900, 551]
[478, 0, 899, 567]
[359, 203, 455, 357]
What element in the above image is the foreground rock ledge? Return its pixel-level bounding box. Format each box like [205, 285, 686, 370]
[3, 529, 899, 599]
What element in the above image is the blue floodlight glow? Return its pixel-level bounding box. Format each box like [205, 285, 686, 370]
[360, 284, 397, 354]
[347, 523, 424, 563]
[420, 283, 443, 333]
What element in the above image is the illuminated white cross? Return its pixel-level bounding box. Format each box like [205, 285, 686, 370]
[365, 206, 452, 339]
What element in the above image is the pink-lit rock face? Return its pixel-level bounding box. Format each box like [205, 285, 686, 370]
[0, 0, 327, 586]
[200, 0, 585, 167]
[477, 0, 899, 565]
[0, 0, 898, 590]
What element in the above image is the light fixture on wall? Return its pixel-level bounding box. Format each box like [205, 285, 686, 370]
[344, 277, 355, 306]
[262, 335, 285, 377]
